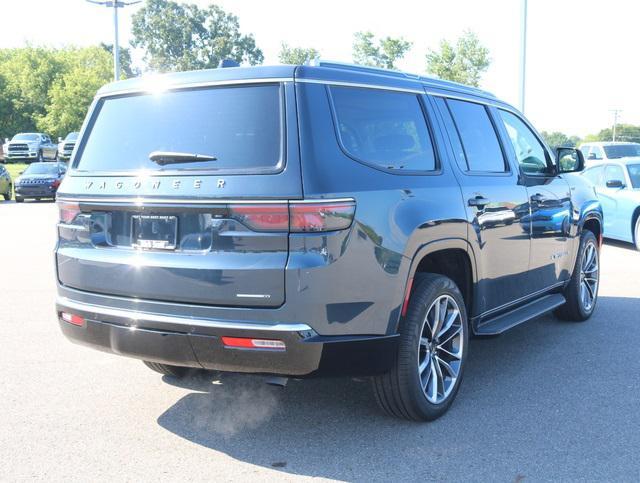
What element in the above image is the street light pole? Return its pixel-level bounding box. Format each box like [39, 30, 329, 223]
[519, 0, 528, 113]
[86, 0, 141, 82]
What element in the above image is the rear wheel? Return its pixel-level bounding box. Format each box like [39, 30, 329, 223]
[3, 184, 10, 200]
[37, 150, 44, 162]
[15, 196, 23, 203]
[634, 217, 640, 251]
[143, 360, 189, 378]
[373, 273, 469, 421]
[555, 230, 599, 321]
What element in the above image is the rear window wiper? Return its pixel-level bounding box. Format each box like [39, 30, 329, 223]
[149, 151, 218, 166]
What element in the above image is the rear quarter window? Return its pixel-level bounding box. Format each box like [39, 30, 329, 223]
[329, 86, 437, 172]
[74, 84, 284, 174]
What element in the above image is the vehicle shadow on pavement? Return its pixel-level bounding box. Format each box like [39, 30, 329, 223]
[603, 239, 637, 251]
[157, 295, 640, 480]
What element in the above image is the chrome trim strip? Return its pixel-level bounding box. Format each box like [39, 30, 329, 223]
[56, 296, 313, 332]
[97, 77, 294, 98]
[56, 196, 354, 205]
[57, 223, 89, 232]
[296, 78, 425, 94]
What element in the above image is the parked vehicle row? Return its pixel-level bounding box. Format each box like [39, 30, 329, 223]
[54, 61, 602, 421]
[0, 162, 67, 202]
[2, 131, 79, 164]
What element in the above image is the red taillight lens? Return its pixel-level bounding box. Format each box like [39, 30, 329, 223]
[51, 179, 61, 189]
[290, 201, 355, 232]
[229, 204, 289, 231]
[57, 201, 80, 223]
[229, 200, 356, 233]
[60, 312, 85, 327]
[221, 336, 286, 351]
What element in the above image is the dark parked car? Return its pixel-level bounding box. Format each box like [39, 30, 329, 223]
[15, 162, 66, 202]
[0, 164, 12, 200]
[57, 132, 79, 162]
[55, 62, 602, 421]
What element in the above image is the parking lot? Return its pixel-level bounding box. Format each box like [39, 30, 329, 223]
[1, 201, 639, 481]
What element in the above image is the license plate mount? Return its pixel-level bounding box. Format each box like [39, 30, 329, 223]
[131, 215, 178, 250]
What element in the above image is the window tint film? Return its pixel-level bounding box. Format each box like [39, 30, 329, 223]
[499, 110, 549, 175]
[603, 144, 640, 159]
[330, 86, 436, 171]
[75, 84, 283, 173]
[446, 99, 506, 172]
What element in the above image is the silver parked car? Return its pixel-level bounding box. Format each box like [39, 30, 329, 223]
[4, 133, 58, 163]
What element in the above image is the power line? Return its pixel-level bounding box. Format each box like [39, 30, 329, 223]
[86, 0, 142, 82]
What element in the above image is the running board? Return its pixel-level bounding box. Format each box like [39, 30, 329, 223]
[475, 293, 566, 336]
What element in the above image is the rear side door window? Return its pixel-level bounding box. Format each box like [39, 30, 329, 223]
[498, 110, 551, 176]
[329, 86, 437, 172]
[445, 99, 507, 173]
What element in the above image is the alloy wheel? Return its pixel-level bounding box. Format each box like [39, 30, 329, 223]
[417, 294, 465, 404]
[580, 241, 599, 312]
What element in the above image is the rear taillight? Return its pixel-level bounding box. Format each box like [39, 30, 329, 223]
[290, 201, 355, 232]
[229, 200, 356, 233]
[229, 204, 289, 231]
[51, 179, 61, 189]
[57, 201, 80, 224]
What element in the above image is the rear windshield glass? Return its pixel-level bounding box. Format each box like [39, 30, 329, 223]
[75, 84, 283, 173]
[603, 144, 640, 159]
[24, 163, 60, 175]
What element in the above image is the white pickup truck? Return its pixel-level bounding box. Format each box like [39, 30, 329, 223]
[4, 133, 58, 163]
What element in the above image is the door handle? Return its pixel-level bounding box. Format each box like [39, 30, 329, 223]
[468, 196, 491, 207]
[530, 193, 548, 203]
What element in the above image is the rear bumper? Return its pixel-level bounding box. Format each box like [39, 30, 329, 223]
[56, 297, 399, 377]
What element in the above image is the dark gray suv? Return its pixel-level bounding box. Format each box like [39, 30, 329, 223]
[55, 62, 602, 421]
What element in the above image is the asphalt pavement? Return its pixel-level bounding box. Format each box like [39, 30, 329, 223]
[1, 201, 639, 482]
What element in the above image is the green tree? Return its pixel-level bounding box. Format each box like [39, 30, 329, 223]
[39, 47, 113, 138]
[590, 124, 640, 143]
[352, 31, 412, 69]
[540, 131, 580, 148]
[278, 43, 319, 65]
[100, 43, 138, 78]
[426, 30, 490, 87]
[131, 0, 263, 72]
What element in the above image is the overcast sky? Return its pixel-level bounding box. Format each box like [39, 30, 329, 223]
[1, 0, 637, 136]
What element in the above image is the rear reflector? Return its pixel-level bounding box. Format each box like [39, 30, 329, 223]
[221, 336, 286, 351]
[60, 312, 85, 327]
[228, 200, 355, 233]
[401, 277, 414, 317]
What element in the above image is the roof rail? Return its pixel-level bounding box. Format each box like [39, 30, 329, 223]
[307, 59, 420, 80]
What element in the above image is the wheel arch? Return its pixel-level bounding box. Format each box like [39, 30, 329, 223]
[395, 238, 478, 333]
[631, 205, 640, 243]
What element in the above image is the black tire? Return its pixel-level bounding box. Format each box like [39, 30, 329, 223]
[37, 150, 44, 162]
[3, 185, 11, 201]
[143, 360, 189, 378]
[555, 230, 599, 321]
[15, 196, 23, 203]
[634, 217, 640, 251]
[372, 273, 469, 421]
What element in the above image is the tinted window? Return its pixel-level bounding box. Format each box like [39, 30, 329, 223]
[591, 146, 604, 160]
[605, 164, 625, 184]
[499, 110, 549, 175]
[23, 163, 60, 175]
[13, 134, 39, 141]
[446, 99, 506, 172]
[76, 84, 283, 173]
[627, 164, 640, 188]
[330, 86, 436, 171]
[582, 166, 603, 185]
[603, 144, 640, 159]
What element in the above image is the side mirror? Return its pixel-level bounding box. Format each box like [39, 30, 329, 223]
[606, 179, 625, 189]
[555, 147, 585, 173]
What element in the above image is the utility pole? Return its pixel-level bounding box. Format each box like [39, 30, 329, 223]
[610, 109, 622, 142]
[518, 0, 528, 113]
[86, 0, 141, 82]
